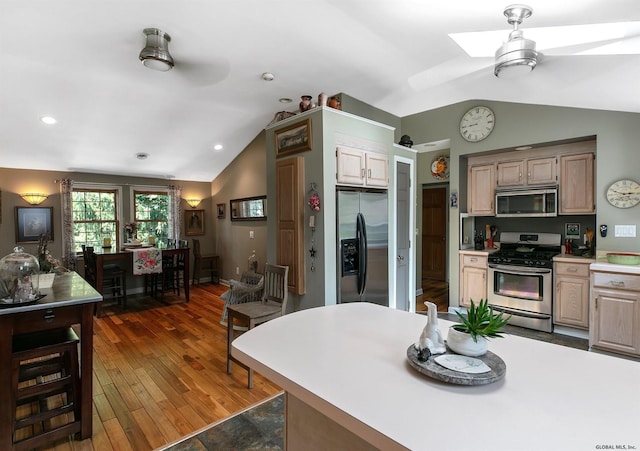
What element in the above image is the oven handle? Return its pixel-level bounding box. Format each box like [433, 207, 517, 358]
[490, 305, 552, 320]
[488, 264, 551, 275]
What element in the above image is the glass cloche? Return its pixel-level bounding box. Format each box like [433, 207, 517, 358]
[0, 246, 40, 304]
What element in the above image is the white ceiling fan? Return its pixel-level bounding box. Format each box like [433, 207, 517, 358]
[409, 4, 640, 90]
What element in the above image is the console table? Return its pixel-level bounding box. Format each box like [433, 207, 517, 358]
[0, 272, 101, 449]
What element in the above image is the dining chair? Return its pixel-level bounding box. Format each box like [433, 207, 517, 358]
[82, 245, 127, 315]
[220, 270, 265, 327]
[226, 263, 289, 388]
[191, 239, 219, 285]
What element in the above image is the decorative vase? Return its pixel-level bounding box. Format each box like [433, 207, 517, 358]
[38, 272, 56, 289]
[299, 95, 313, 112]
[446, 327, 488, 357]
[318, 92, 327, 107]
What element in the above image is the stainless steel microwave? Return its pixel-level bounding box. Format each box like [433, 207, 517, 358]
[495, 187, 557, 217]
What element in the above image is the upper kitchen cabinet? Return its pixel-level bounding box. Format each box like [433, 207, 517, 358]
[468, 163, 496, 216]
[336, 146, 388, 188]
[560, 153, 595, 214]
[496, 157, 556, 187]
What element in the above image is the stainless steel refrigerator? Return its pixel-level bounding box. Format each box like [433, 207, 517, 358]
[337, 189, 388, 305]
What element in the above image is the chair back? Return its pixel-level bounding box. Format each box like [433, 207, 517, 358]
[262, 263, 289, 314]
[81, 245, 97, 287]
[192, 239, 202, 258]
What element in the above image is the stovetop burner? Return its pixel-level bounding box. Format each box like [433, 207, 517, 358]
[488, 232, 562, 268]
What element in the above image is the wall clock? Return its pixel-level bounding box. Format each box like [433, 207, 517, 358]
[459, 106, 495, 142]
[606, 179, 640, 208]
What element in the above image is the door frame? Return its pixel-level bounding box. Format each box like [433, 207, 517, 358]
[391, 156, 416, 312]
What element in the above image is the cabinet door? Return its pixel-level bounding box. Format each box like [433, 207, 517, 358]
[365, 153, 388, 187]
[560, 153, 595, 214]
[468, 164, 495, 216]
[496, 160, 524, 187]
[590, 288, 640, 355]
[527, 157, 557, 185]
[460, 266, 486, 308]
[337, 147, 365, 186]
[554, 276, 589, 329]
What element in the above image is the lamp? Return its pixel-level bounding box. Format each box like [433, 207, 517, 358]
[139, 28, 174, 71]
[494, 5, 537, 78]
[185, 199, 201, 208]
[20, 193, 48, 205]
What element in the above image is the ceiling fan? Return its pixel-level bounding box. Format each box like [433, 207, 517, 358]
[409, 4, 640, 90]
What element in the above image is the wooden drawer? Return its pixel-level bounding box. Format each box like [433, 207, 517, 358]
[12, 305, 82, 335]
[592, 272, 640, 292]
[555, 262, 590, 278]
[461, 254, 487, 269]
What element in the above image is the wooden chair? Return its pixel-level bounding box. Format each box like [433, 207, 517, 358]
[220, 271, 265, 327]
[82, 245, 127, 316]
[11, 327, 81, 450]
[191, 239, 219, 285]
[227, 263, 289, 388]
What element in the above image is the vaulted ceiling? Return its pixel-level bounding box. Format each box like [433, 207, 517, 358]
[1, 1, 638, 181]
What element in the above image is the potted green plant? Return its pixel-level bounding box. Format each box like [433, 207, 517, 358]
[447, 299, 511, 356]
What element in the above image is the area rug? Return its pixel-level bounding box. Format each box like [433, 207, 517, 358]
[160, 393, 284, 451]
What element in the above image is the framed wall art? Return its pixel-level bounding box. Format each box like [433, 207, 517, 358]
[216, 203, 225, 219]
[15, 207, 53, 243]
[275, 119, 312, 157]
[185, 209, 205, 236]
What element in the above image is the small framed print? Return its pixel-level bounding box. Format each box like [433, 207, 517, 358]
[185, 209, 205, 236]
[216, 203, 225, 219]
[275, 119, 312, 157]
[565, 223, 580, 238]
[15, 207, 53, 243]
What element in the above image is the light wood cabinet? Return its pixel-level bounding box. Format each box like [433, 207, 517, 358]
[554, 260, 591, 329]
[560, 153, 595, 214]
[496, 157, 556, 187]
[336, 147, 388, 188]
[459, 252, 488, 308]
[590, 269, 640, 357]
[467, 164, 495, 216]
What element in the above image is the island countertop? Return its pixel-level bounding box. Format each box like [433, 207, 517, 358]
[232, 302, 639, 451]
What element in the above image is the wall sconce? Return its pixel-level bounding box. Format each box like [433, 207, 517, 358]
[20, 193, 49, 205]
[185, 199, 201, 208]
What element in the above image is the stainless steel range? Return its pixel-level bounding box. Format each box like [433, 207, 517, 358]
[487, 232, 562, 333]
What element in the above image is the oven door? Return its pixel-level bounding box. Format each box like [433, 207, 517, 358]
[488, 264, 553, 319]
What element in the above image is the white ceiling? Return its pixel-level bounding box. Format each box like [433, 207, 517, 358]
[1, 1, 639, 182]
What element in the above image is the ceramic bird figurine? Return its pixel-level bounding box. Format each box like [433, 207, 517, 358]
[414, 301, 447, 355]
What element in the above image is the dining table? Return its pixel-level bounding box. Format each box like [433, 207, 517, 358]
[0, 272, 102, 449]
[94, 245, 190, 302]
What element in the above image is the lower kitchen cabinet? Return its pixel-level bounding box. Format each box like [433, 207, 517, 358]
[459, 251, 488, 308]
[590, 265, 640, 357]
[554, 259, 591, 329]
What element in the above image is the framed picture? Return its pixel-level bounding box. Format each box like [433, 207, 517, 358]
[230, 196, 267, 221]
[15, 207, 53, 243]
[185, 209, 205, 236]
[565, 222, 580, 239]
[216, 203, 225, 219]
[275, 119, 312, 157]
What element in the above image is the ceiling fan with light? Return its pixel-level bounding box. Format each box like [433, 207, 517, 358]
[408, 4, 640, 90]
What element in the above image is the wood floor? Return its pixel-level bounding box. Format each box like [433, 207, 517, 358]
[34, 284, 281, 451]
[416, 279, 449, 313]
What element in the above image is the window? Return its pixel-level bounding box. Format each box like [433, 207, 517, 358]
[133, 190, 169, 242]
[72, 189, 118, 252]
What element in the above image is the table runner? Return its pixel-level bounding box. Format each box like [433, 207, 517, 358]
[130, 247, 163, 275]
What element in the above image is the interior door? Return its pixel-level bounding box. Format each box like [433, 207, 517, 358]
[396, 162, 410, 311]
[422, 186, 447, 281]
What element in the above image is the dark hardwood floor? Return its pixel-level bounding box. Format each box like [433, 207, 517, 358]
[416, 278, 449, 313]
[30, 284, 281, 451]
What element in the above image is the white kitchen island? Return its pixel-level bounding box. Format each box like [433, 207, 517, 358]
[231, 302, 639, 451]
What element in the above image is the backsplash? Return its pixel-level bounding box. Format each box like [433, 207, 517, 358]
[472, 215, 596, 245]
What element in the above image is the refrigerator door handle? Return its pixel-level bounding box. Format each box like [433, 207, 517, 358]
[357, 212, 368, 295]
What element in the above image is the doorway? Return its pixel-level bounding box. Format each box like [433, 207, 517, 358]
[421, 186, 449, 311]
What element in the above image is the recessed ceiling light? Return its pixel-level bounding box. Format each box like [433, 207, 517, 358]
[279, 98, 292, 103]
[41, 116, 57, 125]
[136, 152, 149, 160]
[213, 144, 223, 151]
[261, 72, 275, 81]
[515, 146, 533, 151]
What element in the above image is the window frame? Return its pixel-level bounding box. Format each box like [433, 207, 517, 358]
[71, 183, 123, 253]
[130, 187, 170, 243]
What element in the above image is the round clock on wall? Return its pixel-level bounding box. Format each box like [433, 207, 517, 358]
[606, 179, 640, 208]
[459, 105, 495, 142]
